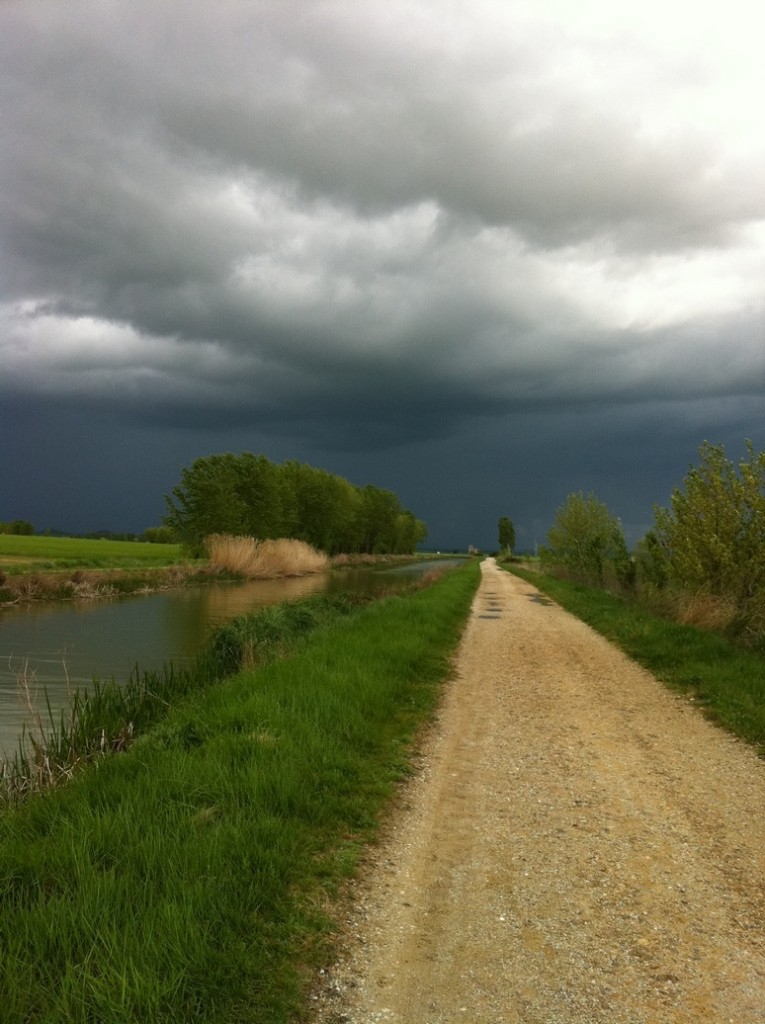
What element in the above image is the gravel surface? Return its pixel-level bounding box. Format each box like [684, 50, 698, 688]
[309, 558, 765, 1023]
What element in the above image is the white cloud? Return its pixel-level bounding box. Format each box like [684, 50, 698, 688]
[0, 301, 261, 398]
[536, 220, 765, 332]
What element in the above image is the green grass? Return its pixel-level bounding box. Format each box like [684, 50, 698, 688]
[0, 534, 183, 570]
[508, 566, 765, 753]
[1, 593, 375, 803]
[0, 560, 480, 1023]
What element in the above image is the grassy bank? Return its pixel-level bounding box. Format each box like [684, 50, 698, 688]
[1, 593, 372, 805]
[0, 536, 442, 607]
[0, 535, 191, 606]
[0, 560, 480, 1023]
[508, 566, 765, 754]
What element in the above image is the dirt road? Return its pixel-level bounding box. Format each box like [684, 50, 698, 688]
[311, 558, 765, 1024]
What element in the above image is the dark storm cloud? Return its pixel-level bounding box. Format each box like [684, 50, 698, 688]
[1, 0, 763, 543]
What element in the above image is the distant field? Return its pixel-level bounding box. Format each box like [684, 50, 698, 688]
[0, 534, 183, 569]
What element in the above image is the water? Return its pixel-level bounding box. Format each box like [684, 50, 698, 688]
[0, 560, 462, 757]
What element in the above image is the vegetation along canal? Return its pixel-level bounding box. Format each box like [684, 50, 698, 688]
[0, 559, 460, 757]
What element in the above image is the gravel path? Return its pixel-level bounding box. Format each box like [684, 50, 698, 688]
[310, 558, 765, 1023]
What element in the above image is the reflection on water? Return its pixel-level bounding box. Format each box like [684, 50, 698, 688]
[157, 574, 329, 656]
[0, 559, 463, 757]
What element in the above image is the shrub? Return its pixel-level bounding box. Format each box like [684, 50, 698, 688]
[652, 440, 765, 643]
[541, 492, 631, 589]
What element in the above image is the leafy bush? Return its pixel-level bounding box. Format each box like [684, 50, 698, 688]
[652, 440, 765, 643]
[541, 492, 632, 589]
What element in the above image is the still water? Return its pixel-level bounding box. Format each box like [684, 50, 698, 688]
[0, 560, 460, 757]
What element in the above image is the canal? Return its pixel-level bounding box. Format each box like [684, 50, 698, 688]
[0, 560, 461, 757]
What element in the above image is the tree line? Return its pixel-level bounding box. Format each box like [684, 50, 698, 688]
[536, 440, 765, 645]
[0, 520, 34, 535]
[163, 452, 427, 557]
[0, 523, 176, 543]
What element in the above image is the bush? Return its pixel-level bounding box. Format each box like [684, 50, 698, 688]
[541, 492, 631, 590]
[652, 440, 765, 643]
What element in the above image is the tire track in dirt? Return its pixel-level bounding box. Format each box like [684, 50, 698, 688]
[311, 558, 765, 1023]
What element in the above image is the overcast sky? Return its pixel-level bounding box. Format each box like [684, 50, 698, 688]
[1, 0, 763, 551]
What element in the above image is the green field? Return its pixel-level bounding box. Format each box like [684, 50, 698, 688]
[0, 534, 182, 570]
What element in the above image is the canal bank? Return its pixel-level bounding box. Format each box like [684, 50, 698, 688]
[0, 559, 464, 757]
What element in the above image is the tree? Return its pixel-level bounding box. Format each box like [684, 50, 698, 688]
[164, 453, 250, 554]
[652, 440, 765, 629]
[634, 530, 669, 589]
[542, 492, 630, 588]
[497, 516, 515, 555]
[392, 511, 428, 554]
[164, 452, 427, 556]
[0, 519, 34, 535]
[143, 526, 177, 544]
[356, 485, 404, 554]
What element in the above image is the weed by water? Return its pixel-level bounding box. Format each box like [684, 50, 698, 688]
[0, 560, 479, 1023]
[205, 591, 367, 676]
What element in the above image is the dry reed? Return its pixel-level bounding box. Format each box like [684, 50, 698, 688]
[205, 535, 329, 578]
[673, 591, 739, 632]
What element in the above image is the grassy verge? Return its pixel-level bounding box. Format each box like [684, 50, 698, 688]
[0, 565, 212, 607]
[508, 566, 765, 753]
[0, 535, 194, 606]
[1, 593, 371, 805]
[0, 561, 480, 1023]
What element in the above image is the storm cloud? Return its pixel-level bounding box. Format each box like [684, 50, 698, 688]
[1, 0, 763, 548]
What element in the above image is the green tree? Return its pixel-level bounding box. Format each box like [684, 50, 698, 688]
[164, 453, 249, 554]
[164, 453, 426, 556]
[142, 526, 177, 544]
[356, 485, 404, 554]
[653, 440, 765, 630]
[542, 492, 629, 588]
[634, 530, 669, 589]
[391, 511, 428, 554]
[0, 519, 34, 535]
[497, 516, 515, 555]
[235, 453, 285, 539]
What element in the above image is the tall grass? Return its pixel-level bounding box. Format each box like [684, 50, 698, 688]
[0, 561, 480, 1023]
[205, 534, 329, 577]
